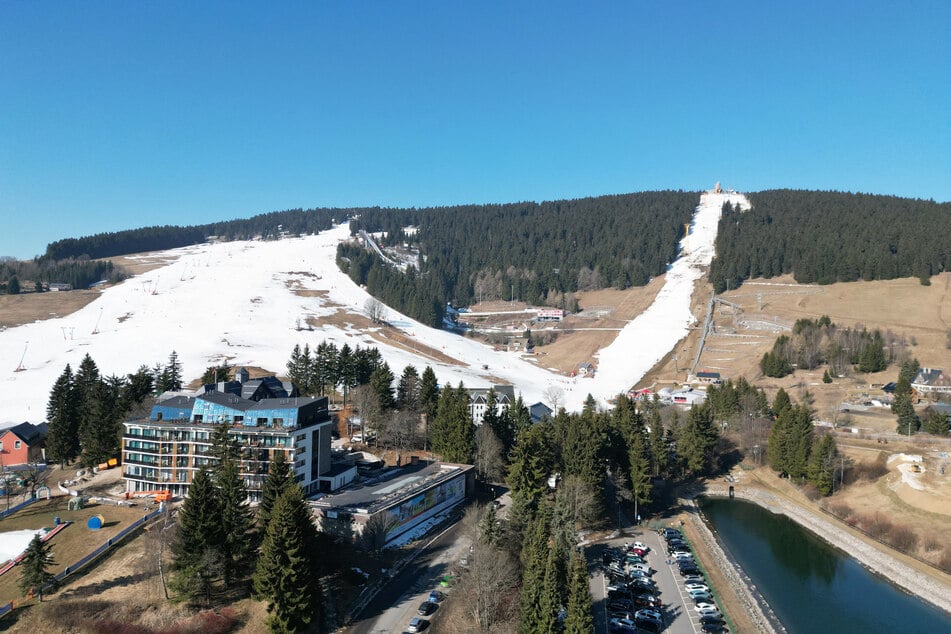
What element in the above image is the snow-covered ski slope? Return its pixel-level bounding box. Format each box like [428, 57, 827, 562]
[0, 224, 571, 424]
[563, 190, 750, 411]
[0, 190, 748, 425]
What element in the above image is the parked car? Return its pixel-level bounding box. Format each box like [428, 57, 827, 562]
[660, 528, 681, 539]
[683, 574, 706, 584]
[628, 562, 651, 574]
[701, 623, 729, 633]
[635, 608, 664, 632]
[632, 594, 662, 608]
[697, 607, 722, 618]
[428, 590, 444, 603]
[685, 582, 709, 592]
[628, 547, 647, 557]
[417, 601, 438, 616]
[631, 541, 649, 552]
[407, 617, 428, 632]
[695, 602, 718, 612]
[690, 591, 713, 602]
[608, 599, 634, 613]
[609, 617, 638, 633]
[608, 587, 632, 600]
[679, 565, 701, 576]
[700, 614, 725, 625]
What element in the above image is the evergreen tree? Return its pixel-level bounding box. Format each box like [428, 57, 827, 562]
[215, 457, 256, 588]
[481, 389, 500, 436]
[429, 384, 474, 463]
[510, 395, 534, 439]
[253, 486, 323, 633]
[678, 403, 719, 477]
[45, 364, 79, 467]
[396, 365, 420, 411]
[286, 344, 308, 393]
[922, 410, 949, 436]
[369, 363, 395, 411]
[539, 548, 560, 633]
[807, 433, 837, 496]
[647, 409, 668, 477]
[563, 552, 593, 634]
[78, 379, 121, 466]
[171, 468, 223, 603]
[893, 394, 920, 435]
[18, 534, 56, 601]
[858, 331, 886, 373]
[7, 275, 20, 295]
[627, 428, 652, 511]
[822, 369, 832, 384]
[479, 503, 501, 545]
[507, 424, 554, 516]
[772, 388, 792, 417]
[210, 423, 240, 463]
[166, 350, 183, 391]
[259, 451, 292, 533]
[518, 506, 551, 634]
[418, 365, 439, 420]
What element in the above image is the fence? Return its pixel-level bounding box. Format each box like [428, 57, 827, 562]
[0, 497, 37, 521]
[34, 508, 164, 598]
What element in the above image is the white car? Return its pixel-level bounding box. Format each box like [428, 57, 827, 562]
[697, 607, 721, 618]
[685, 582, 710, 592]
[695, 602, 718, 612]
[671, 550, 693, 559]
[631, 541, 649, 552]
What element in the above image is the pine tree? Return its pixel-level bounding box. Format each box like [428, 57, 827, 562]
[482, 388, 500, 433]
[807, 433, 837, 496]
[822, 369, 832, 383]
[772, 388, 792, 417]
[259, 451, 292, 533]
[166, 350, 183, 391]
[479, 503, 501, 545]
[563, 552, 593, 634]
[369, 363, 395, 411]
[78, 379, 121, 466]
[45, 364, 79, 467]
[18, 535, 56, 601]
[922, 410, 950, 436]
[518, 506, 551, 634]
[396, 365, 420, 411]
[7, 275, 20, 295]
[894, 394, 920, 435]
[253, 486, 322, 633]
[171, 468, 223, 603]
[418, 365, 439, 419]
[215, 458, 256, 588]
[647, 409, 668, 477]
[628, 429, 652, 511]
[539, 548, 560, 633]
[678, 403, 719, 477]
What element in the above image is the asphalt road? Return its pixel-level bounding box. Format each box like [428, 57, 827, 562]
[346, 517, 471, 634]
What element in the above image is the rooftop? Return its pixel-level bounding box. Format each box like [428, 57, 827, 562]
[311, 460, 472, 514]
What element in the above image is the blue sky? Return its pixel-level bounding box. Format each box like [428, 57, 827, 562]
[2, 2, 949, 259]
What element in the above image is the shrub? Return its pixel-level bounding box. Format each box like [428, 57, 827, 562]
[886, 525, 919, 552]
[924, 537, 942, 552]
[861, 512, 894, 540]
[938, 548, 951, 574]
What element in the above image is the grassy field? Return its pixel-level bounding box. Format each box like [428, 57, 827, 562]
[0, 496, 151, 605]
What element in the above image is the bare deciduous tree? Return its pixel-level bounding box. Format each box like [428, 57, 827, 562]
[543, 385, 564, 412]
[473, 425, 505, 484]
[365, 298, 386, 324]
[377, 409, 419, 466]
[461, 540, 519, 631]
[361, 511, 398, 554]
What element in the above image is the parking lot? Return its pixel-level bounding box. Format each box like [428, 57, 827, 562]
[586, 526, 728, 634]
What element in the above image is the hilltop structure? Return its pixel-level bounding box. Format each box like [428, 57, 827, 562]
[123, 369, 354, 500]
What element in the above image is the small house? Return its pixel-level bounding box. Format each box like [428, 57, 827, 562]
[912, 368, 951, 399]
[578, 362, 595, 377]
[0, 422, 49, 465]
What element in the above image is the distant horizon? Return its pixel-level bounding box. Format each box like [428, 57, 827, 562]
[8, 184, 949, 260]
[3, 2, 948, 259]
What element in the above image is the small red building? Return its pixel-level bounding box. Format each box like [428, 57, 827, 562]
[0, 422, 48, 465]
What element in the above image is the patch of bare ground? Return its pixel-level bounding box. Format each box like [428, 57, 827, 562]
[0, 290, 102, 329]
[369, 325, 465, 366]
[108, 252, 183, 276]
[484, 277, 667, 375]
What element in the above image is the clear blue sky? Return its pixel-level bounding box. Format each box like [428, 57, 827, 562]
[2, 2, 949, 259]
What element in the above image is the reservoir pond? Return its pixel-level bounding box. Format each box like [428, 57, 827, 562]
[699, 497, 951, 633]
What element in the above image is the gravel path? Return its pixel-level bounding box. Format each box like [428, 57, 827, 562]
[699, 483, 951, 617]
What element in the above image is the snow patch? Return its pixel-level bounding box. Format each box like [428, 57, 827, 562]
[0, 528, 45, 563]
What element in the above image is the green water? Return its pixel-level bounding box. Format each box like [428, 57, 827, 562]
[700, 497, 951, 633]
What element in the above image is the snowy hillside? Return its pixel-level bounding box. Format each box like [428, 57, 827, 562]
[0, 189, 746, 425]
[0, 224, 571, 425]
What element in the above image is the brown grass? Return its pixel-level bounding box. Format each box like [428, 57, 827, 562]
[0, 290, 102, 328]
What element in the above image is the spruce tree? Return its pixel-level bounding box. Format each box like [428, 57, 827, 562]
[46, 364, 79, 467]
[18, 535, 56, 601]
[628, 429, 652, 511]
[518, 506, 550, 634]
[369, 363, 395, 411]
[259, 451, 292, 533]
[894, 395, 920, 435]
[396, 365, 420, 411]
[772, 388, 792, 417]
[678, 403, 719, 477]
[166, 350, 183, 391]
[539, 548, 560, 633]
[253, 486, 322, 633]
[807, 434, 837, 496]
[215, 458, 256, 588]
[564, 552, 593, 634]
[78, 379, 121, 466]
[647, 409, 668, 477]
[922, 410, 950, 436]
[418, 365, 440, 419]
[171, 468, 222, 603]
